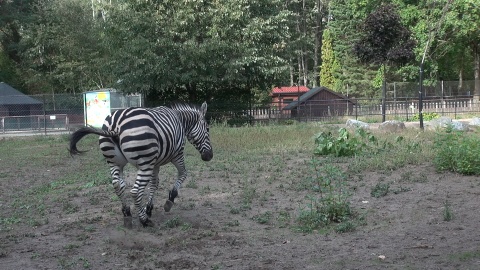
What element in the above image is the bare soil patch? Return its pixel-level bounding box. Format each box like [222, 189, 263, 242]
[1, 133, 480, 270]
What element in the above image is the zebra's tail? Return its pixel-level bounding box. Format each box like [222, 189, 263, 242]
[69, 126, 118, 156]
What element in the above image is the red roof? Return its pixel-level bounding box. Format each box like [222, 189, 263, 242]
[271, 86, 309, 95]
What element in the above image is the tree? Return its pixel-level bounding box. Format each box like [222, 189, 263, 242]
[103, 0, 292, 106]
[353, 3, 415, 121]
[328, 0, 379, 97]
[319, 28, 338, 90]
[20, 0, 113, 93]
[444, 0, 480, 99]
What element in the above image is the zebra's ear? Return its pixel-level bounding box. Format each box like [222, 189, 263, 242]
[200, 102, 208, 116]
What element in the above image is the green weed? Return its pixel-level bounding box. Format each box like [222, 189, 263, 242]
[434, 127, 480, 175]
[371, 183, 390, 198]
[443, 200, 454, 221]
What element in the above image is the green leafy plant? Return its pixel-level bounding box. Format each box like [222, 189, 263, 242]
[296, 161, 353, 232]
[411, 112, 439, 121]
[433, 127, 480, 175]
[370, 182, 390, 198]
[443, 200, 454, 221]
[253, 211, 272, 224]
[314, 128, 377, 157]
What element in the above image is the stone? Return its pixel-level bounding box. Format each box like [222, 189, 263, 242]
[346, 119, 369, 129]
[426, 116, 469, 131]
[469, 117, 480, 126]
[378, 120, 406, 132]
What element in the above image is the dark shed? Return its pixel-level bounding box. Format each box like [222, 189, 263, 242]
[283, 86, 355, 118]
[0, 82, 43, 117]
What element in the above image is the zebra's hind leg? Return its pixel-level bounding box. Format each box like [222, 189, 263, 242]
[145, 166, 160, 218]
[131, 167, 154, 227]
[109, 164, 132, 228]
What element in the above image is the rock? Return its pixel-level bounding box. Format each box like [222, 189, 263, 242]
[451, 121, 469, 131]
[425, 116, 452, 130]
[378, 120, 406, 132]
[426, 116, 469, 131]
[469, 117, 480, 126]
[346, 119, 369, 129]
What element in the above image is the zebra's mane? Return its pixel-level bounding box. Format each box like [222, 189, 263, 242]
[168, 101, 202, 113]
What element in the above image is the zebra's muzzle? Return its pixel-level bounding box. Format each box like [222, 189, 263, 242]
[201, 150, 213, 161]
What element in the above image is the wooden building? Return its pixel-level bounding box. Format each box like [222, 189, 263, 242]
[283, 86, 355, 118]
[270, 86, 309, 110]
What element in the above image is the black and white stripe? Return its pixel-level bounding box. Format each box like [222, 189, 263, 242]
[69, 102, 213, 227]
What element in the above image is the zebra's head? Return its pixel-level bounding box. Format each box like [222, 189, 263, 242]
[186, 102, 213, 162]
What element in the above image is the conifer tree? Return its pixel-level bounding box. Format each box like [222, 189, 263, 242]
[319, 29, 338, 90]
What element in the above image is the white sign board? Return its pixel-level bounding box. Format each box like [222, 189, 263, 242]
[84, 91, 111, 128]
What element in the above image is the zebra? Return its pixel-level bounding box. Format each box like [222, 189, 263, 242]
[69, 102, 213, 227]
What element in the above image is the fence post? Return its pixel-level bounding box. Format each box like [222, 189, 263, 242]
[454, 96, 457, 119]
[43, 94, 47, 135]
[405, 97, 409, 121]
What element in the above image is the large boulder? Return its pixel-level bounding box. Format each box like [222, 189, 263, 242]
[378, 120, 406, 132]
[426, 116, 469, 131]
[346, 119, 369, 129]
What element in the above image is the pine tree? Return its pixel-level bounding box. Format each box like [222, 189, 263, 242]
[319, 29, 338, 90]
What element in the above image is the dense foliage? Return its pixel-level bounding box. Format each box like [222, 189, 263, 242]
[0, 0, 479, 104]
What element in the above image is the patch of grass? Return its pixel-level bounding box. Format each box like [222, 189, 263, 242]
[253, 211, 272, 224]
[225, 220, 240, 227]
[164, 216, 181, 228]
[296, 161, 354, 233]
[276, 211, 291, 228]
[443, 200, 454, 221]
[241, 185, 256, 209]
[371, 183, 390, 198]
[448, 249, 480, 262]
[434, 127, 480, 175]
[185, 179, 198, 188]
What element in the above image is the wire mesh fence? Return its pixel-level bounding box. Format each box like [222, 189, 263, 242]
[0, 92, 142, 135]
[1, 88, 480, 135]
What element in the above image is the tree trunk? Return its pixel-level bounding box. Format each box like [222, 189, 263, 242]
[473, 42, 480, 101]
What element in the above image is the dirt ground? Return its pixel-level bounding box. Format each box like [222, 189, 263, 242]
[1, 128, 480, 270]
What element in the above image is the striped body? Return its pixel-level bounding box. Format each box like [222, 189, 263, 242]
[69, 102, 213, 227]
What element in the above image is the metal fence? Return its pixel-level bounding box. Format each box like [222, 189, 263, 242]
[0, 92, 142, 135]
[1, 90, 480, 135]
[245, 97, 480, 124]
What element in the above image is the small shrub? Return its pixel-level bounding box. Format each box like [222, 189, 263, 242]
[443, 200, 453, 221]
[314, 128, 377, 157]
[371, 183, 390, 198]
[411, 112, 439, 121]
[253, 211, 272, 224]
[334, 220, 356, 233]
[433, 127, 480, 175]
[163, 217, 181, 228]
[296, 161, 353, 232]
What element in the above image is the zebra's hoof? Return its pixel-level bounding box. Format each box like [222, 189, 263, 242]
[164, 200, 174, 212]
[146, 204, 153, 218]
[123, 216, 133, 229]
[141, 218, 154, 227]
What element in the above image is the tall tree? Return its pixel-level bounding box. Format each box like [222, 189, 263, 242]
[319, 28, 338, 90]
[103, 0, 292, 105]
[20, 0, 113, 93]
[353, 3, 415, 121]
[328, 0, 379, 97]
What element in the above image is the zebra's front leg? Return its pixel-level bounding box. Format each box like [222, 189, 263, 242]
[131, 168, 154, 227]
[164, 158, 187, 212]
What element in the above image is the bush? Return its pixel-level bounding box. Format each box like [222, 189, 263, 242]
[296, 162, 353, 232]
[433, 126, 480, 175]
[411, 112, 439, 122]
[314, 128, 377, 157]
